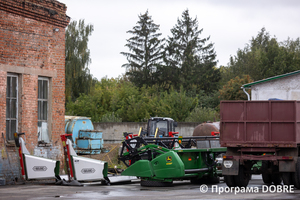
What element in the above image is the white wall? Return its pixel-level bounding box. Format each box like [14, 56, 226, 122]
[251, 73, 300, 100]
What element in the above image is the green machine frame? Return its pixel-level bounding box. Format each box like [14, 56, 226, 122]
[119, 136, 226, 186]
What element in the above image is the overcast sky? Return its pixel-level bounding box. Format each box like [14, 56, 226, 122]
[59, 0, 300, 80]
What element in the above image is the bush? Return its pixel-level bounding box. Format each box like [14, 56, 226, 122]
[99, 112, 122, 122]
[218, 75, 253, 100]
[185, 107, 219, 123]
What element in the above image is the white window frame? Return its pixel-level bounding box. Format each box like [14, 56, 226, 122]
[6, 73, 18, 141]
[37, 77, 50, 143]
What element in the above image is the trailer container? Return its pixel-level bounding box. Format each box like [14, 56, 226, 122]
[220, 100, 300, 187]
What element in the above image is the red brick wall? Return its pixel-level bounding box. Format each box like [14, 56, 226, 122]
[0, 0, 69, 180]
[0, 71, 6, 138]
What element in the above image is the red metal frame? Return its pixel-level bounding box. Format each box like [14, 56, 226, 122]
[168, 131, 179, 137]
[14, 133, 26, 180]
[60, 134, 74, 178]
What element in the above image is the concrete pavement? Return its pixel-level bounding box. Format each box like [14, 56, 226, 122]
[1, 176, 300, 200]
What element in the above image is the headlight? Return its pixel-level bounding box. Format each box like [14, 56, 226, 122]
[223, 160, 233, 168]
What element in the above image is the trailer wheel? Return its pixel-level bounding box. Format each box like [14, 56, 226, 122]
[292, 157, 300, 189]
[140, 180, 173, 187]
[224, 175, 236, 187]
[282, 172, 293, 186]
[234, 165, 250, 187]
[271, 165, 282, 185]
[271, 174, 282, 185]
[262, 173, 272, 184]
[261, 161, 272, 184]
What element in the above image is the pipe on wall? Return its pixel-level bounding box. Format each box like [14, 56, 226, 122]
[241, 87, 250, 100]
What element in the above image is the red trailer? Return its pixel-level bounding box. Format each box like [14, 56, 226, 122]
[220, 100, 300, 187]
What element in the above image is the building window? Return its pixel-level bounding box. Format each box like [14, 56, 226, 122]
[38, 77, 49, 143]
[6, 74, 18, 141]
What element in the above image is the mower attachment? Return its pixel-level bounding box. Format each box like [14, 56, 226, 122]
[14, 132, 60, 181]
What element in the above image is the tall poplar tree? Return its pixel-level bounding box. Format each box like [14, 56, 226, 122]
[121, 10, 165, 88]
[65, 19, 95, 102]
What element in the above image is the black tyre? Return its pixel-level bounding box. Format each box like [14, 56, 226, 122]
[140, 179, 173, 187]
[282, 172, 293, 186]
[190, 177, 203, 184]
[271, 165, 282, 185]
[292, 157, 300, 189]
[234, 165, 251, 187]
[208, 176, 220, 184]
[191, 177, 201, 184]
[224, 175, 236, 187]
[272, 174, 282, 185]
[191, 176, 220, 184]
[261, 161, 272, 184]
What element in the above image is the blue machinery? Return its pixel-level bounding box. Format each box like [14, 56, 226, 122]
[65, 116, 103, 154]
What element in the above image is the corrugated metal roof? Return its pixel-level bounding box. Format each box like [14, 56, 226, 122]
[243, 70, 300, 88]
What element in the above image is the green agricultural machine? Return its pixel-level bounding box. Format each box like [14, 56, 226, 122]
[119, 136, 226, 186]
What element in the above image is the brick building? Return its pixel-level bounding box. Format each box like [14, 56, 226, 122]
[0, 0, 69, 182]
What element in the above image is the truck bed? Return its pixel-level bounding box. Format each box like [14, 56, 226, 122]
[220, 100, 300, 148]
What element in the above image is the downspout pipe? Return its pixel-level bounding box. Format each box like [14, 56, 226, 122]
[241, 87, 250, 101]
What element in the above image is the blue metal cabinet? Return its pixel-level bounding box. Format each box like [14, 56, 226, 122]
[65, 116, 103, 154]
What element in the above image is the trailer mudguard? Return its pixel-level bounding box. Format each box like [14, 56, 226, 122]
[222, 159, 239, 175]
[279, 160, 296, 172]
[121, 160, 154, 177]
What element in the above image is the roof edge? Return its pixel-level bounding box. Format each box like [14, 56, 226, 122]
[243, 70, 300, 88]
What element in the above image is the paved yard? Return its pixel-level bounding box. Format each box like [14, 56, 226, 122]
[0, 176, 300, 200]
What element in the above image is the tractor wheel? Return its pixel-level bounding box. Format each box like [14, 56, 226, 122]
[224, 175, 236, 187]
[140, 179, 173, 187]
[261, 161, 272, 184]
[292, 157, 300, 189]
[234, 165, 251, 187]
[282, 172, 293, 186]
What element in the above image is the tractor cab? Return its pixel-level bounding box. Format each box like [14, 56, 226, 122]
[147, 117, 178, 137]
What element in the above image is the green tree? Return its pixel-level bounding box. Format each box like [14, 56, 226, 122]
[164, 9, 219, 93]
[65, 19, 95, 102]
[66, 93, 103, 121]
[225, 28, 300, 82]
[185, 107, 219, 123]
[66, 76, 200, 122]
[197, 90, 220, 109]
[157, 87, 198, 121]
[121, 10, 165, 88]
[219, 75, 253, 100]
